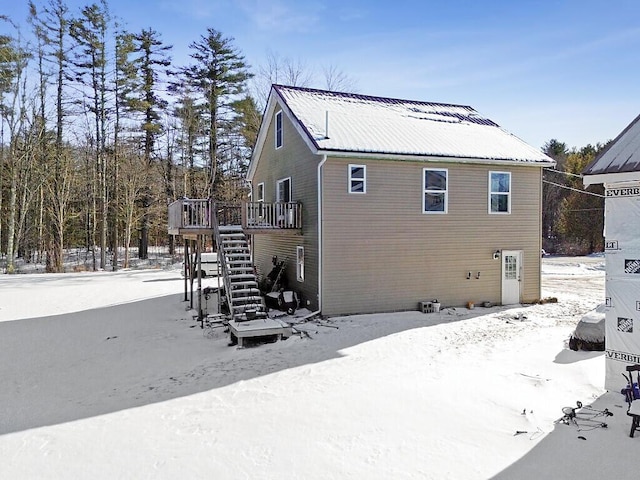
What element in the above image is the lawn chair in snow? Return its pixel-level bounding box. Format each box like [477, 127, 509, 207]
[623, 364, 640, 438]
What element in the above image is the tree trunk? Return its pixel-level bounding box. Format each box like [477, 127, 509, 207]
[6, 160, 18, 273]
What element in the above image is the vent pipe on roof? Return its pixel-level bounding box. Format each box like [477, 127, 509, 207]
[325, 111, 329, 139]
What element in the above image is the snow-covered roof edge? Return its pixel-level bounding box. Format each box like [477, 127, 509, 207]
[279, 85, 554, 164]
[248, 85, 555, 181]
[274, 84, 485, 122]
[248, 86, 322, 181]
[583, 113, 640, 186]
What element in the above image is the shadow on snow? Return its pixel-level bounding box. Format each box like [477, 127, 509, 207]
[0, 294, 486, 436]
[491, 390, 634, 480]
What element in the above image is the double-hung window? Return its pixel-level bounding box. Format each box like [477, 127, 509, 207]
[489, 171, 511, 214]
[423, 168, 448, 213]
[255, 182, 265, 219]
[256, 182, 264, 203]
[275, 110, 283, 149]
[349, 164, 366, 194]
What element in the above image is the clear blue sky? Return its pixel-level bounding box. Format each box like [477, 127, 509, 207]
[3, 0, 640, 150]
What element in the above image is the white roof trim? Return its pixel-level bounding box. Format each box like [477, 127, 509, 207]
[318, 149, 556, 166]
[248, 88, 321, 181]
[247, 92, 276, 181]
[583, 171, 640, 187]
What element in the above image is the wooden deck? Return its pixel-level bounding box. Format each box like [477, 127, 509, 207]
[168, 197, 300, 347]
[168, 199, 302, 235]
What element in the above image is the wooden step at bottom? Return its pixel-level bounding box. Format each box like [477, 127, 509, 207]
[233, 312, 269, 322]
[232, 306, 267, 316]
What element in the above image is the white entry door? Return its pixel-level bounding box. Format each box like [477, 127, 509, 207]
[501, 250, 522, 305]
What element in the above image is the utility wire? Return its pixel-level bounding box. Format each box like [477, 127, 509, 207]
[543, 179, 605, 198]
[544, 168, 584, 179]
[565, 208, 604, 212]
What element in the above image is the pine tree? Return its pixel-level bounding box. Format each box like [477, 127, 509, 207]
[231, 95, 261, 152]
[558, 144, 606, 254]
[180, 28, 252, 199]
[0, 23, 30, 272]
[108, 28, 137, 269]
[124, 28, 171, 259]
[541, 139, 569, 252]
[28, 0, 72, 273]
[69, 1, 110, 270]
[170, 83, 205, 197]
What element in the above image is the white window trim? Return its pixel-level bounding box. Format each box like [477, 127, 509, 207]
[348, 164, 367, 194]
[422, 168, 448, 214]
[275, 110, 283, 149]
[296, 246, 304, 282]
[488, 171, 511, 214]
[256, 182, 264, 202]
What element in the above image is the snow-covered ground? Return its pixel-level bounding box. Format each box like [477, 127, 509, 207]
[0, 255, 633, 479]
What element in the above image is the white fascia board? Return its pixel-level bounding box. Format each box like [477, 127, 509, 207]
[583, 171, 640, 187]
[247, 89, 320, 182]
[247, 94, 276, 181]
[316, 149, 555, 167]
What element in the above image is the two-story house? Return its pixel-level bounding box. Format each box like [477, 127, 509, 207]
[248, 85, 555, 316]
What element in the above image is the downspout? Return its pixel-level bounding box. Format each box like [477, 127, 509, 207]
[317, 154, 327, 313]
[247, 181, 254, 266]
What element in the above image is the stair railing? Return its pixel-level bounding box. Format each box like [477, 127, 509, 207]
[211, 202, 236, 321]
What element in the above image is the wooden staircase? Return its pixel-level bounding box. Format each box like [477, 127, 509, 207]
[217, 227, 268, 322]
[211, 204, 292, 347]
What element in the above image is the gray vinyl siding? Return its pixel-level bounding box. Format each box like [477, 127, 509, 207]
[251, 101, 321, 310]
[321, 157, 543, 316]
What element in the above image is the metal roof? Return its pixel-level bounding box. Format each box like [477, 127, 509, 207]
[583, 114, 640, 177]
[272, 85, 554, 165]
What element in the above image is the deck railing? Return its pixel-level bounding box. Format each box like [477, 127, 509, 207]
[216, 203, 242, 227]
[168, 198, 211, 230]
[242, 202, 302, 231]
[168, 199, 302, 232]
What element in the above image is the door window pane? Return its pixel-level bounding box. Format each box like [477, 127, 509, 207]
[505, 255, 517, 279]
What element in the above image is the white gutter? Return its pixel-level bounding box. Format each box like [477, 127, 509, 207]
[315, 150, 555, 167]
[317, 154, 327, 313]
